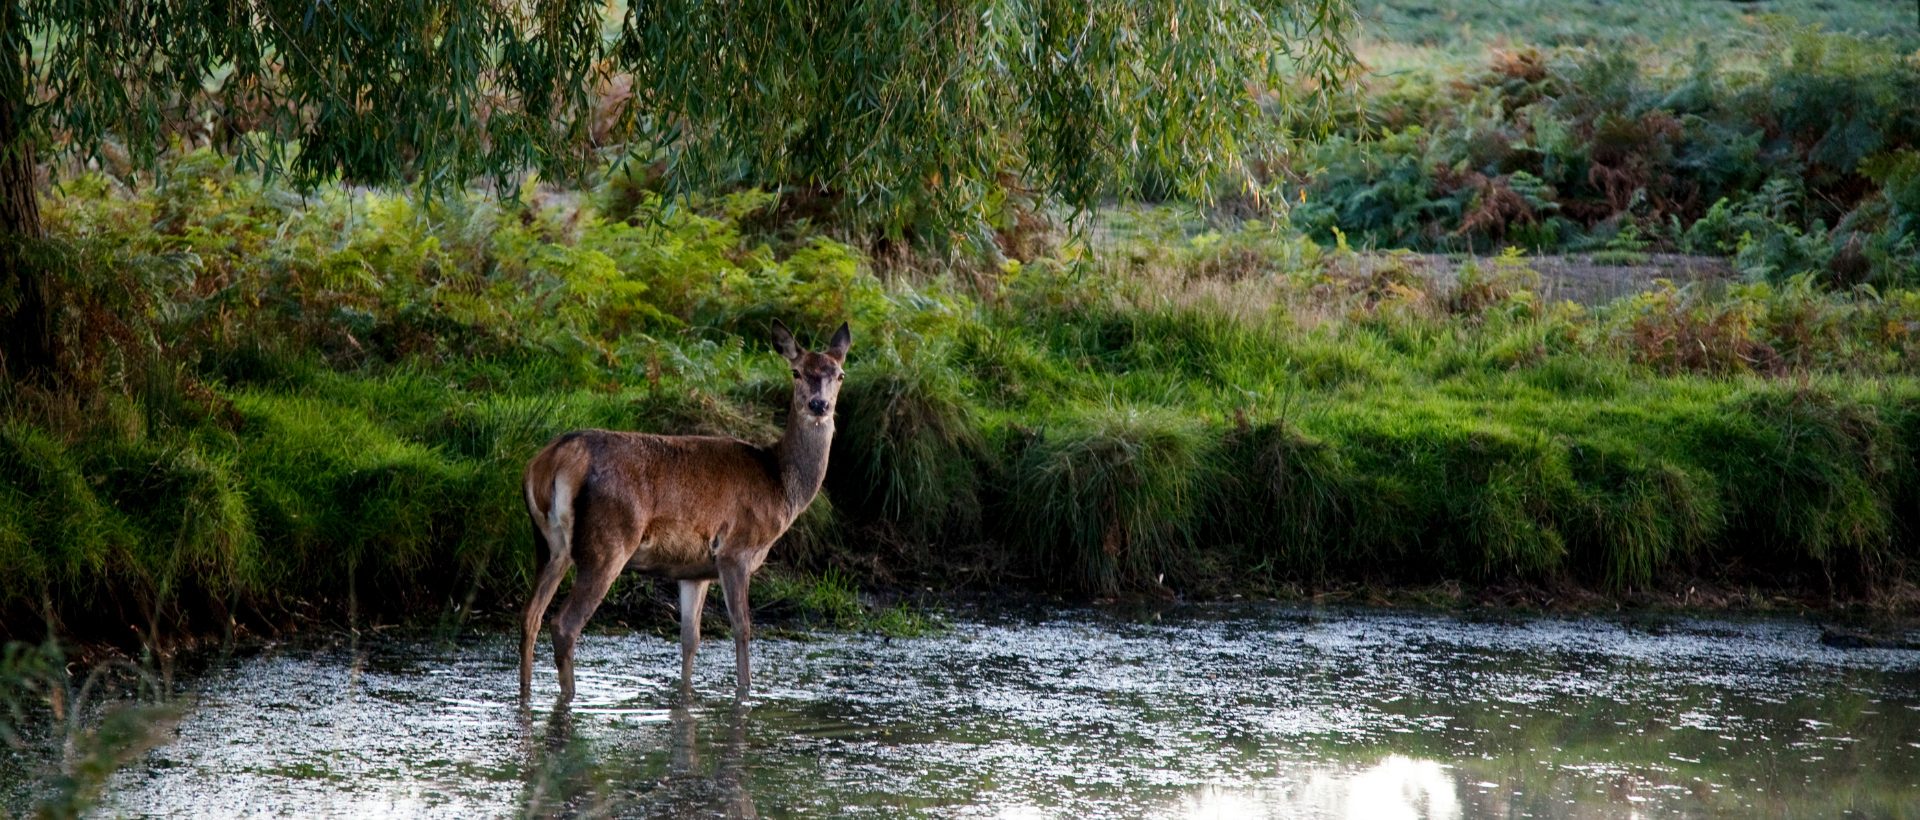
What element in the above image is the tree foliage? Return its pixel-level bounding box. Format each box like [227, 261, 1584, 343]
[9, 0, 608, 189]
[621, 0, 1354, 241]
[5, 0, 1352, 236]
[0, 0, 1348, 381]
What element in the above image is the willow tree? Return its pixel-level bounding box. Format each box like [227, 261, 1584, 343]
[621, 1, 1353, 240]
[1, 0, 1350, 380]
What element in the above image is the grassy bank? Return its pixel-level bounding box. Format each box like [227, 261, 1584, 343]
[3, 147, 1919, 646]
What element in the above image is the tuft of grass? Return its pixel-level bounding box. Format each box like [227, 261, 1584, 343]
[1690, 385, 1903, 574]
[1563, 450, 1719, 589]
[1214, 419, 1363, 583]
[866, 603, 946, 638]
[770, 567, 865, 629]
[86, 437, 260, 609]
[828, 351, 984, 541]
[1005, 405, 1218, 596]
[0, 424, 123, 609]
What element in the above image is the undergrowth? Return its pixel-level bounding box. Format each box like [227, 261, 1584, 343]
[1282, 20, 1920, 288]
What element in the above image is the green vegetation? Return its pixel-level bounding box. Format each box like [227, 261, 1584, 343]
[6, 3, 1918, 816]
[2, 3, 1918, 646]
[3, 146, 1918, 645]
[0, 641, 176, 815]
[1356, 0, 1919, 52]
[0, 0, 1353, 387]
[1285, 16, 1920, 287]
[756, 569, 944, 637]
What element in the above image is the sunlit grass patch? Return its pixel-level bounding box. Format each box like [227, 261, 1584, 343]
[755, 567, 944, 637]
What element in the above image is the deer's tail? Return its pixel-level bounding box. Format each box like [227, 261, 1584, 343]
[525, 433, 592, 567]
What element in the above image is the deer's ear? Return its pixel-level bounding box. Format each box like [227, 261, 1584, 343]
[824, 322, 852, 363]
[771, 320, 801, 362]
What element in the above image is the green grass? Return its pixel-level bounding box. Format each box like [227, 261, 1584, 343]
[827, 352, 985, 542]
[1005, 404, 1218, 595]
[755, 568, 945, 637]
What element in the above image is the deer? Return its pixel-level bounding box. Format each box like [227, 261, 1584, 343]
[519, 320, 850, 701]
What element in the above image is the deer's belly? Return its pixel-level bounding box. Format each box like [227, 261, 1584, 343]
[627, 526, 719, 580]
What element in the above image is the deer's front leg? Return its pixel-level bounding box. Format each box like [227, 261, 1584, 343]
[677, 579, 711, 694]
[718, 558, 755, 697]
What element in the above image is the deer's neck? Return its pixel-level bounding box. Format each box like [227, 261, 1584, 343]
[774, 414, 834, 517]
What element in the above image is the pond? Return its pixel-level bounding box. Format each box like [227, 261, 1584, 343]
[32, 606, 1920, 816]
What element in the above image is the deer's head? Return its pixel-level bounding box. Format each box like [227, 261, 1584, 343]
[771, 320, 851, 425]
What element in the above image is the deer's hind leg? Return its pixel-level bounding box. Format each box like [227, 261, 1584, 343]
[550, 500, 640, 701]
[521, 482, 578, 699]
[519, 530, 572, 699]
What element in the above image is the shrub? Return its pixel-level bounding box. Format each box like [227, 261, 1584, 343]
[1281, 21, 1920, 277]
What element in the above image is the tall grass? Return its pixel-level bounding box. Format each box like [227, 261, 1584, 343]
[1005, 405, 1216, 596]
[827, 351, 984, 542]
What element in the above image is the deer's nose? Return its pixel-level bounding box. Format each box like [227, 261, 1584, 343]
[808, 398, 830, 416]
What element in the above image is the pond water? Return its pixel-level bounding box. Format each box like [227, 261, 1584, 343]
[44, 607, 1920, 816]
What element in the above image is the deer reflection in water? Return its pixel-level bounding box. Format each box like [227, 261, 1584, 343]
[520, 701, 758, 818]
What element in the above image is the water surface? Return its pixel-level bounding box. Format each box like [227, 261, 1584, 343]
[63, 607, 1920, 816]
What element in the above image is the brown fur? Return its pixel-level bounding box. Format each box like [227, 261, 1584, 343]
[526, 433, 790, 578]
[519, 321, 851, 700]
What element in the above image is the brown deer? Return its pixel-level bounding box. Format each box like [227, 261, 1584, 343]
[519, 321, 850, 700]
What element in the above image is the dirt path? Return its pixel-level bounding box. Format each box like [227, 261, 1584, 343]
[1417, 252, 1736, 306]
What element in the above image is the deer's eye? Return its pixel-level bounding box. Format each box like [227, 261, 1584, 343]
[791, 369, 801, 379]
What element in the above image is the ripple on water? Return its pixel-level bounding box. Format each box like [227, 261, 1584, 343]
[51, 607, 1920, 818]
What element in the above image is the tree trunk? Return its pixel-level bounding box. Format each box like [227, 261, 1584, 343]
[0, 88, 51, 383]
